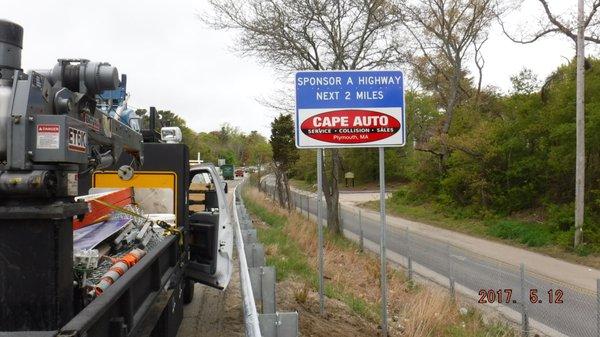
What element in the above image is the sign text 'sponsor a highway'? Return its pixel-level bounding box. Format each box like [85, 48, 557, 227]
[295, 70, 405, 148]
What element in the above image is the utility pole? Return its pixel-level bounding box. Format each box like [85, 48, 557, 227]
[574, 0, 586, 248]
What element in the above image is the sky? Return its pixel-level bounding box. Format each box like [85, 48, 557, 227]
[0, 0, 584, 137]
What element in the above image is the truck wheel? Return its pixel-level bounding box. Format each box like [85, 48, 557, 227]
[183, 278, 194, 304]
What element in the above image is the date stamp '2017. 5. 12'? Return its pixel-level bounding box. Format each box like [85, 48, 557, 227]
[478, 289, 564, 304]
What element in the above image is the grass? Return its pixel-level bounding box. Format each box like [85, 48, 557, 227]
[243, 186, 516, 337]
[486, 220, 554, 247]
[243, 188, 379, 321]
[289, 179, 317, 193]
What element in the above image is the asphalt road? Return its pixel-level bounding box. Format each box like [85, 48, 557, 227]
[264, 178, 598, 337]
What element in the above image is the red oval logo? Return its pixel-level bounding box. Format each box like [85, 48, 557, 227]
[300, 110, 400, 144]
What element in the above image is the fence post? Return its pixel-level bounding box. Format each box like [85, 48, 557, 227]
[338, 202, 343, 231]
[596, 279, 600, 336]
[406, 227, 412, 282]
[447, 244, 455, 300]
[520, 263, 529, 337]
[306, 195, 310, 220]
[358, 209, 364, 252]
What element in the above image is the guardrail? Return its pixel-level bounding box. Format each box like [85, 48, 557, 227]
[232, 182, 298, 337]
[232, 184, 262, 337]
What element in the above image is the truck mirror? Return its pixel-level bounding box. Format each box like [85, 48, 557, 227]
[224, 182, 228, 194]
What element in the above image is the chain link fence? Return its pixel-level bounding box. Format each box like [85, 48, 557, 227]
[260, 181, 599, 337]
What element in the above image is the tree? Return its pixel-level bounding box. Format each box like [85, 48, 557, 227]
[399, 0, 498, 166]
[206, 0, 404, 234]
[500, 0, 599, 247]
[510, 68, 541, 95]
[246, 132, 272, 190]
[270, 114, 299, 209]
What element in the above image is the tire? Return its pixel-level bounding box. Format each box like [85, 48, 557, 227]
[183, 278, 194, 304]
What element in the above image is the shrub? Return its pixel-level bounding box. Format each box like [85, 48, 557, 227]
[487, 220, 554, 247]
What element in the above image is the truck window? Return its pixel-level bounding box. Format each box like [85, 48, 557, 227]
[189, 171, 216, 213]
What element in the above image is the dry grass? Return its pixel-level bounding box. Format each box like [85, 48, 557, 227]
[293, 281, 310, 304]
[244, 187, 516, 337]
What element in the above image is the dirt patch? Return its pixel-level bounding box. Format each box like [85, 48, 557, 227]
[278, 278, 381, 337]
[177, 260, 245, 337]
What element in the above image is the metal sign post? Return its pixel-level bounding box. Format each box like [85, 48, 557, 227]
[379, 147, 388, 336]
[295, 70, 405, 330]
[317, 148, 325, 315]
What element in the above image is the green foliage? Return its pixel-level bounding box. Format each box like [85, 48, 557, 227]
[547, 203, 575, 231]
[486, 221, 554, 247]
[510, 68, 541, 95]
[409, 60, 600, 228]
[134, 107, 272, 170]
[270, 114, 299, 170]
[290, 149, 317, 183]
[136, 109, 271, 166]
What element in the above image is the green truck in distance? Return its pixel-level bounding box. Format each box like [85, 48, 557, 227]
[220, 164, 234, 180]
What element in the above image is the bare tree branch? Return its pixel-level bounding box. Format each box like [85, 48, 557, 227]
[473, 34, 488, 101]
[501, 0, 600, 45]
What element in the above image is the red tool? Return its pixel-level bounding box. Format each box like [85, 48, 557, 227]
[73, 188, 134, 230]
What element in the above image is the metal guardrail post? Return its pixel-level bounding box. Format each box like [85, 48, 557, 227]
[520, 263, 529, 337]
[250, 266, 276, 314]
[259, 312, 298, 337]
[242, 229, 258, 244]
[245, 243, 266, 268]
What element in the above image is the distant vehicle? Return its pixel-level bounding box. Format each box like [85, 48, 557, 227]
[235, 168, 244, 177]
[220, 164, 234, 180]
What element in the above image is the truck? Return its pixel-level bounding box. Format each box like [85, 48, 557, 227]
[220, 164, 234, 180]
[0, 20, 232, 337]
